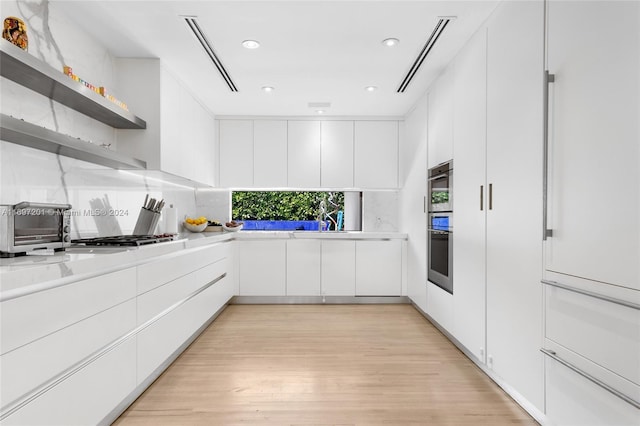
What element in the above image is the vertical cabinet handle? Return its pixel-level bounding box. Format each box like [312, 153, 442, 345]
[489, 183, 493, 210]
[543, 70, 555, 240]
[480, 185, 484, 211]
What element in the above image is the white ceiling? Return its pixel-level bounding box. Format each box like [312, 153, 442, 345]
[53, 1, 499, 117]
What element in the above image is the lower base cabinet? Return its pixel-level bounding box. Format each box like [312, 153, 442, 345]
[321, 240, 356, 296]
[287, 240, 321, 296]
[2, 339, 136, 426]
[238, 240, 286, 296]
[355, 240, 402, 296]
[1, 241, 234, 425]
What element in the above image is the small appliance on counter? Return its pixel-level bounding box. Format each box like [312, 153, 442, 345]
[0, 202, 72, 257]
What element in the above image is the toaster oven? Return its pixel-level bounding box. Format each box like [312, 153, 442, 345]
[0, 202, 72, 257]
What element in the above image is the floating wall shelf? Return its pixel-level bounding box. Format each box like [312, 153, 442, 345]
[0, 40, 146, 129]
[1, 114, 147, 170]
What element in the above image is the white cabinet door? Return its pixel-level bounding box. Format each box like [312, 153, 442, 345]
[321, 121, 354, 188]
[354, 121, 398, 189]
[355, 240, 401, 296]
[485, 0, 544, 409]
[427, 70, 454, 168]
[401, 95, 428, 312]
[254, 120, 287, 187]
[238, 240, 286, 296]
[546, 1, 639, 290]
[286, 240, 321, 296]
[219, 120, 253, 187]
[452, 27, 487, 363]
[288, 121, 321, 187]
[321, 240, 356, 296]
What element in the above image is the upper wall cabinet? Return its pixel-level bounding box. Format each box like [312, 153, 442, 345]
[254, 120, 288, 187]
[288, 121, 321, 187]
[217, 118, 399, 189]
[545, 1, 639, 291]
[354, 121, 398, 189]
[321, 121, 354, 188]
[115, 59, 216, 186]
[219, 120, 253, 188]
[427, 70, 454, 168]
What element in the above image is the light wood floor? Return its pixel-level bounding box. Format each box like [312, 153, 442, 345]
[114, 304, 538, 425]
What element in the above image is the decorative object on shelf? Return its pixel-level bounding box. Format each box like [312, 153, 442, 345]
[62, 64, 129, 111]
[3, 17, 28, 51]
[205, 220, 223, 232]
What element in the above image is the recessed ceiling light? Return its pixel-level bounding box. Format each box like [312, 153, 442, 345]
[242, 40, 260, 49]
[316, 110, 325, 114]
[382, 38, 400, 47]
[365, 86, 378, 92]
[262, 86, 274, 92]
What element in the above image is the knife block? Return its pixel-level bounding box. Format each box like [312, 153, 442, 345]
[133, 207, 160, 235]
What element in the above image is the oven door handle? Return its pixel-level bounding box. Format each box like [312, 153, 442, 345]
[427, 228, 452, 234]
[14, 202, 72, 210]
[428, 173, 449, 182]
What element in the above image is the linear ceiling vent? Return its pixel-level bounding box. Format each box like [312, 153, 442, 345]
[183, 16, 238, 92]
[397, 17, 453, 93]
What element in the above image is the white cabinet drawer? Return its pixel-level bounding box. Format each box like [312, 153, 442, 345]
[137, 243, 228, 295]
[545, 355, 640, 426]
[0, 299, 136, 408]
[1, 267, 136, 355]
[137, 280, 225, 384]
[2, 338, 136, 426]
[137, 260, 226, 324]
[545, 285, 640, 386]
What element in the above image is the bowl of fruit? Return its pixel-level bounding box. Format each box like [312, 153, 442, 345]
[222, 220, 243, 232]
[184, 216, 208, 232]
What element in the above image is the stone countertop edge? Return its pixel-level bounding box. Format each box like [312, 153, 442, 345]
[0, 231, 406, 292]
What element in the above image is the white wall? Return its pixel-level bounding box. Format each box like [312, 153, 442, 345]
[0, 1, 221, 237]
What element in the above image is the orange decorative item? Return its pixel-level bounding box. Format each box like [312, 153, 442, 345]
[3, 16, 28, 51]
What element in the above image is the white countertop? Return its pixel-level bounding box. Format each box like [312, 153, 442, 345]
[0, 231, 406, 294]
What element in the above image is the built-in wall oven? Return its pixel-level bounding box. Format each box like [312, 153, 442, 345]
[427, 161, 453, 294]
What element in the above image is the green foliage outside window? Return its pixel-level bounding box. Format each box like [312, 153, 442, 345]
[232, 191, 345, 221]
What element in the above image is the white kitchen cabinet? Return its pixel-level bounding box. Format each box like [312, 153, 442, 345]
[2, 338, 137, 426]
[427, 70, 454, 168]
[286, 240, 321, 296]
[321, 121, 354, 188]
[219, 120, 254, 188]
[451, 27, 487, 363]
[116, 59, 216, 186]
[545, 356, 640, 426]
[354, 121, 398, 189]
[238, 240, 287, 295]
[545, 1, 639, 291]
[484, 0, 544, 409]
[0, 299, 136, 409]
[401, 95, 428, 313]
[545, 285, 640, 387]
[288, 121, 321, 187]
[355, 240, 402, 296]
[1, 267, 136, 355]
[321, 240, 356, 296]
[254, 120, 288, 187]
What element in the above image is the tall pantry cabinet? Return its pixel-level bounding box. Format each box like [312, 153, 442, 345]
[450, 0, 544, 412]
